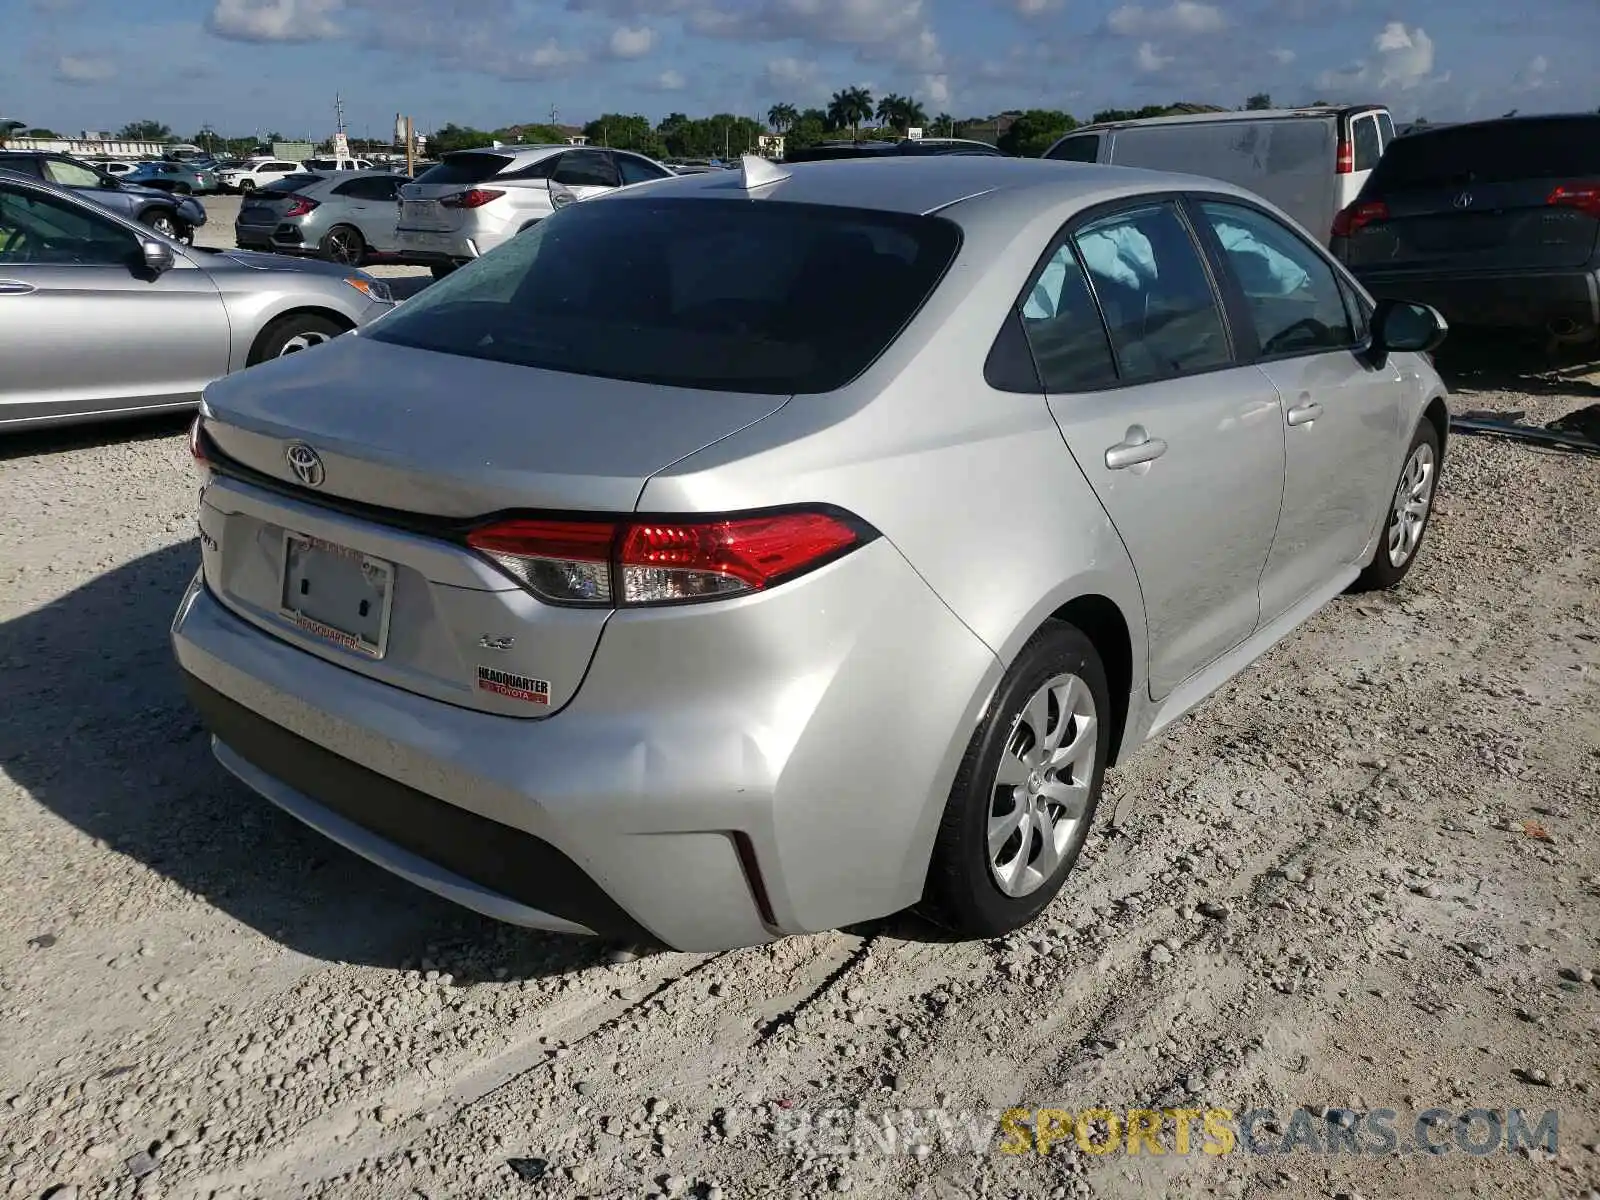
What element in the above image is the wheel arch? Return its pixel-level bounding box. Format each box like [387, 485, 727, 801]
[1421, 391, 1449, 464]
[246, 307, 357, 366]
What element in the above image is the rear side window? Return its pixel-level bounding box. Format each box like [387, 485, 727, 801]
[1017, 242, 1118, 390]
[1366, 118, 1600, 191]
[0, 156, 46, 178]
[1070, 202, 1231, 384]
[263, 174, 324, 192]
[1352, 116, 1381, 172]
[368, 198, 962, 394]
[335, 176, 401, 200]
[414, 152, 512, 186]
[1046, 135, 1100, 163]
[1376, 111, 1395, 149]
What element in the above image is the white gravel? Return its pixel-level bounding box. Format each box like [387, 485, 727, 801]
[2, 240, 1598, 1199]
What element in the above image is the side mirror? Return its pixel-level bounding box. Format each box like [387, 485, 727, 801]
[141, 239, 175, 275]
[1372, 298, 1448, 356]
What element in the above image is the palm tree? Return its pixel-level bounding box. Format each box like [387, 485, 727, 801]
[901, 97, 929, 132]
[935, 112, 955, 137]
[767, 102, 798, 132]
[875, 93, 903, 129]
[829, 87, 874, 139]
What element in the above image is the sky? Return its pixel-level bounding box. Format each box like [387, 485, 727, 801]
[7, 0, 1598, 141]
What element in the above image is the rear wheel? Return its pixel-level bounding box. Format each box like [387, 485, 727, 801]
[923, 621, 1110, 938]
[249, 314, 347, 365]
[319, 224, 366, 266]
[171, 182, 192, 195]
[1353, 419, 1441, 592]
[238, 179, 256, 192]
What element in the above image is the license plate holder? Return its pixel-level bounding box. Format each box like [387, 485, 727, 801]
[280, 532, 394, 658]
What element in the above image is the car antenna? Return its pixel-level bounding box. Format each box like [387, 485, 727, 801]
[739, 153, 790, 190]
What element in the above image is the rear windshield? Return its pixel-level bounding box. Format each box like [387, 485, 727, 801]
[1366, 118, 1600, 191]
[261, 174, 324, 192]
[413, 152, 511, 186]
[368, 198, 962, 394]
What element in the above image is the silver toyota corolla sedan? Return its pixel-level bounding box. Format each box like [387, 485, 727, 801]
[172, 155, 1449, 952]
[0, 172, 394, 432]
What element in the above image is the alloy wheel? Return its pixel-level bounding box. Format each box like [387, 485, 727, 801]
[149, 216, 178, 239]
[1387, 441, 1436, 568]
[987, 672, 1098, 899]
[325, 229, 362, 265]
[277, 331, 333, 356]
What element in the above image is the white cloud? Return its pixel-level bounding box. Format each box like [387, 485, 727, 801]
[607, 24, 655, 57]
[521, 39, 586, 70]
[1135, 41, 1172, 72]
[1373, 20, 1435, 89]
[1317, 21, 1444, 94]
[1107, 1, 1224, 37]
[1009, 0, 1063, 14]
[207, 0, 343, 42]
[1514, 54, 1548, 91]
[922, 73, 950, 106]
[1268, 46, 1295, 65]
[53, 53, 116, 83]
[655, 68, 686, 89]
[764, 55, 819, 90]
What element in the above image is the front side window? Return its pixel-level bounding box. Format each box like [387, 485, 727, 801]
[43, 159, 103, 188]
[1070, 202, 1231, 384]
[1017, 242, 1118, 390]
[0, 185, 138, 266]
[368, 198, 961, 394]
[615, 153, 672, 186]
[1197, 199, 1354, 357]
[552, 150, 620, 188]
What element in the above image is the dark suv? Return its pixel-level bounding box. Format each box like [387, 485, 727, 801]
[1331, 114, 1600, 349]
[0, 151, 208, 243]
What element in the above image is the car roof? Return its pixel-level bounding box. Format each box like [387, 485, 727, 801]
[1071, 105, 1385, 133]
[1394, 111, 1600, 138]
[603, 155, 1255, 217]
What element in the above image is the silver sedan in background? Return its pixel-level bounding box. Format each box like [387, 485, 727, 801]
[234, 170, 414, 266]
[0, 172, 394, 431]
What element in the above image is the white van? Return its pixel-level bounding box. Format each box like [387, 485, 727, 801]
[304, 156, 375, 172]
[1042, 106, 1395, 245]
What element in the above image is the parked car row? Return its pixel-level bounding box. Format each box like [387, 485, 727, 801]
[0, 150, 208, 242]
[1040, 105, 1600, 353]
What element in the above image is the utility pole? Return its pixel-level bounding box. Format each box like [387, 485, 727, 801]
[405, 116, 415, 176]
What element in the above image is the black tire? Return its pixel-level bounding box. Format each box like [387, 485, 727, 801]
[318, 224, 367, 266]
[238, 179, 256, 192]
[429, 262, 458, 280]
[922, 621, 1111, 938]
[1352, 419, 1442, 593]
[140, 210, 181, 240]
[249, 313, 347, 365]
[171, 182, 192, 195]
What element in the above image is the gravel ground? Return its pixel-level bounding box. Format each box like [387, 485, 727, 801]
[1, 246, 1598, 1200]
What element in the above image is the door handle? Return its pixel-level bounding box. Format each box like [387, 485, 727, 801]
[1105, 430, 1169, 470]
[0, 281, 36, 296]
[1286, 400, 1324, 426]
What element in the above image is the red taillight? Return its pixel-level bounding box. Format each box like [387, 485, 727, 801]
[465, 509, 869, 607]
[1335, 138, 1354, 175]
[1547, 182, 1600, 220]
[441, 188, 506, 209]
[1331, 199, 1390, 238]
[283, 194, 319, 218]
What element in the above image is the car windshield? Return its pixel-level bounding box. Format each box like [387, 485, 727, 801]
[368, 197, 962, 395]
[413, 152, 511, 186]
[1366, 117, 1600, 191]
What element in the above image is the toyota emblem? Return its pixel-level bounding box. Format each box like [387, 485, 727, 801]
[285, 442, 326, 488]
[1453, 191, 1474, 209]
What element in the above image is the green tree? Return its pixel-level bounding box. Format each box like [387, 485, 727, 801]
[21, 128, 59, 138]
[934, 112, 955, 137]
[499, 123, 565, 144]
[118, 120, 172, 141]
[767, 102, 798, 131]
[997, 109, 1077, 157]
[427, 123, 493, 155]
[827, 86, 873, 137]
[1244, 92, 1273, 110]
[583, 113, 661, 156]
[785, 113, 827, 152]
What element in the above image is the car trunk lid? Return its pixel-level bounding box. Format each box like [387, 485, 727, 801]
[194, 334, 790, 718]
[399, 151, 514, 232]
[1343, 118, 1600, 273]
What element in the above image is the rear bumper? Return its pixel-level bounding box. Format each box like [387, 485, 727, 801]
[394, 228, 479, 265]
[1353, 266, 1600, 330]
[171, 538, 1001, 951]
